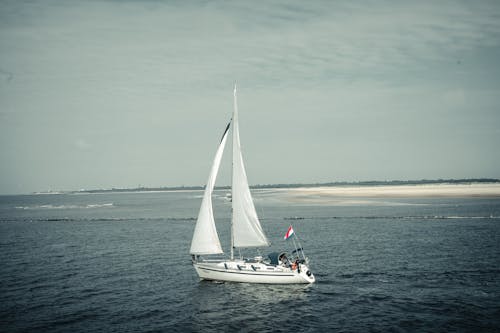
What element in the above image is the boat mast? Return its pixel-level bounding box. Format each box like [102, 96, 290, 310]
[230, 83, 237, 261]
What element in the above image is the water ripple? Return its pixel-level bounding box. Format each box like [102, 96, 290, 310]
[1, 193, 499, 332]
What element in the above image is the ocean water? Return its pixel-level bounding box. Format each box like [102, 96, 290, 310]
[1, 190, 499, 332]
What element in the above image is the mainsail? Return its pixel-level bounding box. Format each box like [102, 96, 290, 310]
[189, 122, 231, 255]
[231, 85, 270, 249]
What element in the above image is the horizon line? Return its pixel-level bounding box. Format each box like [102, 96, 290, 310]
[16, 178, 500, 195]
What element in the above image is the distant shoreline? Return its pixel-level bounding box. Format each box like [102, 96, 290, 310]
[30, 178, 500, 195]
[281, 183, 500, 202]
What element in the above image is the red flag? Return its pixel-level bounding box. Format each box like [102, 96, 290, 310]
[284, 225, 295, 240]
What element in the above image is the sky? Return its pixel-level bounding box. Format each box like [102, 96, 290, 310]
[1, 0, 500, 194]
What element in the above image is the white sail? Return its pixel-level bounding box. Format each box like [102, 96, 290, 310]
[231, 86, 270, 248]
[190, 122, 231, 255]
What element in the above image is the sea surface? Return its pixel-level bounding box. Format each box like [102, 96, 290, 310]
[1, 189, 499, 332]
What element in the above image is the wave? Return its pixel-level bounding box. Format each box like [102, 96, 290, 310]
[86, 203, 114, 208]
[284, 215, 500, 220]
[1, 217, 197, 223]
[14, 203, 114, 210]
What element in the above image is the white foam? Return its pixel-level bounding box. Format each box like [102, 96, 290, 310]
[15, 203, 114, 210]
[86, 203, 114, 208]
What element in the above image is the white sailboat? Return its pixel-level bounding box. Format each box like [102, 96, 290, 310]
[190, 85, 315, 284]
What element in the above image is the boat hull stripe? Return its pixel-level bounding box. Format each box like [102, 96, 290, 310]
[198, 266, 295, 277]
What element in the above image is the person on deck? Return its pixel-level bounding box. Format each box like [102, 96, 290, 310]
[293, 259, 300, 273]
[280, 254, 290, 268]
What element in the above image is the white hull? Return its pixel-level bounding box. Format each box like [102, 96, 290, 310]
[193, 260, 315, 284]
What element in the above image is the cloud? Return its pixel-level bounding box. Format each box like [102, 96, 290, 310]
[442, 89, 466, 108]
[1, 0, 500, 193]
[75, 139, 91, 151]
[0, 69, 13, 83]
[2, 1, 499, 92]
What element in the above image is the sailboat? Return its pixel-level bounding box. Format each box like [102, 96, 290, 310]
[190, 85, 315, 284]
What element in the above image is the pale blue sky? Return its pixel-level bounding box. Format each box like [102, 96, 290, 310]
[1, 0, 500, 194]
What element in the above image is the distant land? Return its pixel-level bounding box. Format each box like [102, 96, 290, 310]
[48, 178, 500, 194]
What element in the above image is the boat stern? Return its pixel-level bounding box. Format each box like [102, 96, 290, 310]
[298, 264, 316, 284]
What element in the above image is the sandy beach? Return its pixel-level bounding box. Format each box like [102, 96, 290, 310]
[272, 183, 500, 204]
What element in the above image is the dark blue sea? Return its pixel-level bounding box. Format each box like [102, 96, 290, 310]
[1, 189, 499, 332]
